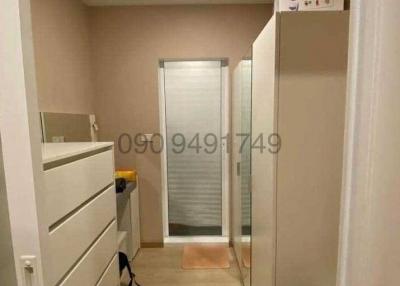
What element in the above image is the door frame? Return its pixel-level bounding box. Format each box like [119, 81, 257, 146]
[158, 60, 230, 243]
[0, 0, 48, 284]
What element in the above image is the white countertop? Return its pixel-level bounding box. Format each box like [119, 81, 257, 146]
[42, 142, 114, 164]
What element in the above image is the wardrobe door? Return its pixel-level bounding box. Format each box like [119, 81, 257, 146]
[275, 12, 349, 286]
[251, 14, 279, 286]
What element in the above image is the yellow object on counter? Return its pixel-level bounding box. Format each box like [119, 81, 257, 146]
[115, 169, 137, 182]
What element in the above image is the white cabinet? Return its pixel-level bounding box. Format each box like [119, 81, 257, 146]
[116, 179, 141, 261]
[42, 143, 119, 286]
[249, 11, 349, 286]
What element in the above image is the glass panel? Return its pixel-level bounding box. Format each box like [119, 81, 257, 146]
[241, 50, 253, 286]
[164, 61, 222, 236]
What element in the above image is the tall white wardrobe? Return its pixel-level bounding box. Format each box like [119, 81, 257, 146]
[233, 11, 349, 286]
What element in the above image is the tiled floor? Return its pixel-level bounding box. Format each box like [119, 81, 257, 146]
[128, 245, 243, 286]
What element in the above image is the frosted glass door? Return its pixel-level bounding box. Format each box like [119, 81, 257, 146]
[164, 61, 223, 236]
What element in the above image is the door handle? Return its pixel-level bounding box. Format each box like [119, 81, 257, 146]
[248, 174, 252, 193]
[237, 162, 241, 176]
[20, 256, 38, 286]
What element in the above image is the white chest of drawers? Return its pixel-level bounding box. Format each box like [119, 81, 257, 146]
[42, 143, 119, 286]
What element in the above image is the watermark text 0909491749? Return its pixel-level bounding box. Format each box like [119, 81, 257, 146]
[117, 133, 281, 155]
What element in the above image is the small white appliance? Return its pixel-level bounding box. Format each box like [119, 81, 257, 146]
[277, 0, 344, 11]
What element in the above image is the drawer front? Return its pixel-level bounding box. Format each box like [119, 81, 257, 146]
[47, 186, 116, 285]
[60, 222, 118, 286]
[96, 255, 120, 286]
[44, 150, 114, 226]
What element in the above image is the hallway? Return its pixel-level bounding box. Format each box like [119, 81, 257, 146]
[129, 246, 242, 286]
[5, 1, 400, 286]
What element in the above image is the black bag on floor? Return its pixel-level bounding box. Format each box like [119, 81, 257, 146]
[119, 252, 141, 286]
[115, 178, 127, 193]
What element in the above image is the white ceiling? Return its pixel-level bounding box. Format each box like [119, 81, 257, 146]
[83, 0, 272, 6]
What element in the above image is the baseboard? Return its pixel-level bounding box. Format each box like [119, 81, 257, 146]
[141, 242, 164, 248]
[164, 236, 229, 244]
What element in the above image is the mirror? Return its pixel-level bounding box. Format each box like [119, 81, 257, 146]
[40, 112, 97, 143]
[240, 48, 253, 286]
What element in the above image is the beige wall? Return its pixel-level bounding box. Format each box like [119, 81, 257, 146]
[89, 4, 272, 243]
[31, 0, 95, 114]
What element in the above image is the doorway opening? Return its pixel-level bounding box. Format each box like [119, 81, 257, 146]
[159, 60, 229, 243]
